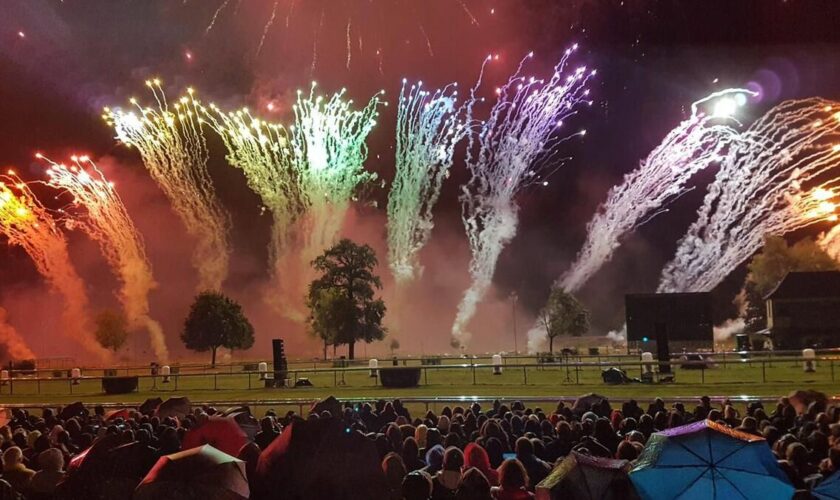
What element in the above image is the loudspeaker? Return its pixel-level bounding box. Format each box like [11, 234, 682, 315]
[102, 376, 139, 394]
[272, 339, 288, 383]
[655, 322, 671, 374]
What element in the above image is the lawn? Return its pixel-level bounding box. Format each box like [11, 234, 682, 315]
[0, 356, 833, 411]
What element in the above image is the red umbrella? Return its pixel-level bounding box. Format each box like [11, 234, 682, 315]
[182, 417, 248, 457]
[106, 408, 132, 421]
[135, 444, 248, 500]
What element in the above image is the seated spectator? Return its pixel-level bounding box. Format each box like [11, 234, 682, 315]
[403, 470, 434, 500]
[384, 452, 408, 500]
[491, 459, 534, 500]
[2, 447, 34, 496]
[432, 447, 464, 500]
[29, 448, 64, 497]
[456, 467, 492, 500]
[514, 437, 550, 489]
[463, 443, 499, 486]
[254, 417, 279, 450]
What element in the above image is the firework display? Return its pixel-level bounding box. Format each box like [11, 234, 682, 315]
[452, 47, 595, 348]
[558, 90, 751, 294]
[387, 79, 469, 283]
[41, 155, 169, 362]
[203, 104, 305, 298]
[659, 98, 840, 293]
[104, 80, 231, 292]
[0, 172, 110, 360]
[290, 82, 384, 265]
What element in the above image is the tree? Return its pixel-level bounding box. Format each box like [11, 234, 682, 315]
[94, 310, 129, 353]
[181, 291, 255, 367]
[307, 239, 386, 360]
[307, 287, 354, 360]
[743, 235, 839, 332]
[539, 287, 590, 354]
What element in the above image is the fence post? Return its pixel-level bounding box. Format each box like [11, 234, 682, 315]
[701, 366, 705, 384]
[248, 372, 252, 390]
[832, 360, 835, 382]
[762, 361, 766, 383]
[214, 373, 218, 390]
[334, 370, 337, 387]
[472, 365, 476, 385]
[424, 367, 428, 386]
[523, 365, 527, 385]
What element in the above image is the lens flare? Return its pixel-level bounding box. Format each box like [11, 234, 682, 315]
[41, 155, 169, 362]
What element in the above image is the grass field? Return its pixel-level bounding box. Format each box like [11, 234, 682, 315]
[0, 356, 834, 410]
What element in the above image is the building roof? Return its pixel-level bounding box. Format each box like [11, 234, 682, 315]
[765, 271, 840, 300]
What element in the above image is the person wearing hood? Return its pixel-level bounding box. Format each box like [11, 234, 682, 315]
[432, 447, 464, 499]
[463, 443, 499, 486]
[383, 452, 408, 500]
[423, 444, 446, 475]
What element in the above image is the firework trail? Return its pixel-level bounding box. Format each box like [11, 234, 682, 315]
[558, 90, 751, 293]
[291, 82, 384, 265]
[0, 173, 110, 361]
[202, 104, 306, 304]
[452, 47, 595, 348]
[387, 79, 470, 283]
[659, 98, 840, 293]
[257, 0, 279, 57]
[40, 155, 169, 362]
[0, 307, 34, 360]
[104, 80, 231, 291]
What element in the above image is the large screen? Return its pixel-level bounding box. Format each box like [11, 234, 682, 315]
[625, 293, 713, 342]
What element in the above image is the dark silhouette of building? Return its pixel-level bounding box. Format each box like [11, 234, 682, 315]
[765, 271, 840, 349]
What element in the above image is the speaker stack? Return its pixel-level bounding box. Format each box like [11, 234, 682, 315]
[272, 339, 288, 387]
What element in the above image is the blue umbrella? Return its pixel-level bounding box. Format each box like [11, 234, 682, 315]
[814, 470, 840, 500]
[630, 420, 793, 499]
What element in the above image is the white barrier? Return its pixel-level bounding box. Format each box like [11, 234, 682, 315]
[803, 348, 816, 372]
[492, 354, 503, 375]
[369, 358, 379, 377]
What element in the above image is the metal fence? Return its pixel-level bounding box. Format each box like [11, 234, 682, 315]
[0, 355, 833, 397]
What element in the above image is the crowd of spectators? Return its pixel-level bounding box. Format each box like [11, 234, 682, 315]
[0, 393, 836, 498]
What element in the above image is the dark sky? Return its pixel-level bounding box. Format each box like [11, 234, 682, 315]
[1, 0, 840, 358]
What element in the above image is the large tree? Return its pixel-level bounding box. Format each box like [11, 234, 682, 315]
[94, 310, 129, 354]
[743, 235, 839, 332]
[539, 287, 590, 354]
[307, 239, 386, 360]
[181, 291, 255, 367]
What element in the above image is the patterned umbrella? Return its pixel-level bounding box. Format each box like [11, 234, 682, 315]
[630, 420, 793, 499]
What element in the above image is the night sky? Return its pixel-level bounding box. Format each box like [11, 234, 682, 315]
[1, 0, 840, 360]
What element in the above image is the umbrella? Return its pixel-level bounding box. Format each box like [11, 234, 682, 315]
[573, 394, 608, 413]
[788, 389, 827, 414]
[139, 397, 164, 415]
[536, 451, 638, 500]
[135, 444, 249, 500]
[182, 416, 248, 457]
[59, 401, 86, 420]
[106, 408, 132, 421]
[222, 407, 260, 441]
[61, 434, 136, 498]
[253, 417, 385, 500]
[157, 396, 191, 419]
[814, 470, 840, 500]
[311, 395, 342, 417]
[630, 420, 794, 499]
